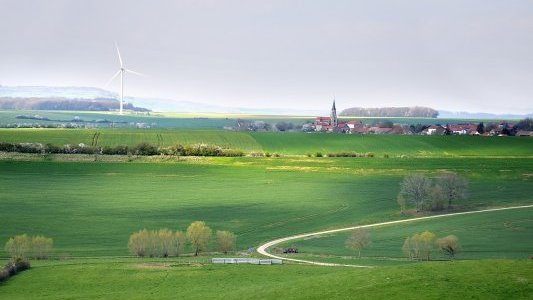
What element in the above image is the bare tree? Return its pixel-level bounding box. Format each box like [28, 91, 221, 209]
[402, 236, 416, 260]
[437, 173, 468, 208]
[397, 194, 406, 213]
[399, 174, 432, 212]
[31, 235, 53, 259]
[216, 231, 236, 254]
[345, 228, 372, 258]
[437, 235, 460, 259]
[128, 229, 150, 257]
[186, 221, 212, 256]
[172, 231, 186, 257]
[419, 231, 436, 261]
[157, 229, 174, 257]
[5, 234, 31, 259]
[429, 185, 445, 211]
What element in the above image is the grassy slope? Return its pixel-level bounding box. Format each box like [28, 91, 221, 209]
[280, 207, 533, 264]
[0, 157, 531, 257]
[0, 259, 531, 299]
[1, 128, 532, 157]
[251, 133, 533, 156]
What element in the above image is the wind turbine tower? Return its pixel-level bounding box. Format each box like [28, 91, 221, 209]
[106, 43, 143, 114]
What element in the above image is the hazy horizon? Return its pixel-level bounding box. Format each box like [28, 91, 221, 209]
[1, 0, 532, 114]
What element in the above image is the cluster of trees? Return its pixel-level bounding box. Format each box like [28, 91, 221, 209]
[4, 234, 54, 259]
[159, 143, 244, 157]
[0, 142, 245, 157]
[128, 221, 236, 258]
[403, 231, 460, 260]
[324, 152, 375, 158]
[274, 122, 295, 132]
[472, 118, 531, 136]
[128, 229, 186, 258]
[398, 173, 468, 212]
[340, 106, 439, 118]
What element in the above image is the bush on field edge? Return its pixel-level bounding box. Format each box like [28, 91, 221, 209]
[0, 142, 245, 157]
[0, 257, 31, 283]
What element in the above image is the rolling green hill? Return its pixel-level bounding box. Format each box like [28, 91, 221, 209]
[0, 156, 531, 258]
[279, 207, 533, 265]
[0, 128, 531, 157]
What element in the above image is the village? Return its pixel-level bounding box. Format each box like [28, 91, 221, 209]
[310, 101, 532, 136]
[232, 101, 533, 136]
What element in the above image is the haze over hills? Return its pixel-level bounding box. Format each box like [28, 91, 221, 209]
[0, 85, 531, 118]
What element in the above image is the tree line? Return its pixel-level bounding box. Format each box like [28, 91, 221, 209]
[128, 221, 236, 258]
[1, 234, 54, 283]
[345, 228, 460, 260]
[340, 106, 439, 118]
[0, 142, 245, 157]
[4, 234, 54, 259]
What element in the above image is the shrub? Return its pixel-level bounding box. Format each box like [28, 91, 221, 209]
[0, 269, 9, 282]
[0, 142, 15, 152]
[15, 143, 43, 154]
[2, 257, 30, 281]
[12, 257, 30, 272]
[114, 145, 130, 155]
[102, 145, 130, 155]
[265, 152, 272, 157]
[133, 143, 159, 156]
[315, 152, 323, 157]
[44, 143, 62, 154]
[221, 149, 244, 157]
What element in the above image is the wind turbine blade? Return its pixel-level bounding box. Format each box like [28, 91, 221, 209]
[105, 70, 121, 87]
[125, 69, 145, 77]
[115, 42, 123, 67]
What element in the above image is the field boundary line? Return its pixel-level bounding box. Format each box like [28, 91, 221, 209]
[256, 204, 533, 267]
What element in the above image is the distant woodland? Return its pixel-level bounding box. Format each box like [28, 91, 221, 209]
[340, 106, 439, 118]
[0, 97, 150, 112]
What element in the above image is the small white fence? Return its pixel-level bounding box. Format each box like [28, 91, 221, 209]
[212, 258, 282, 265]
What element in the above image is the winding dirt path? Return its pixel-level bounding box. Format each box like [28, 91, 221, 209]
[256, 204, 533, 267]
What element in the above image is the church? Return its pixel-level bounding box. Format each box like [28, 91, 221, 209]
[313, 100, 348, 132]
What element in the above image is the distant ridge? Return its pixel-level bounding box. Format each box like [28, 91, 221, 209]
[0, 86, 149, 112]
[0, 85, 324, 115]
[340, 106, 438, 118]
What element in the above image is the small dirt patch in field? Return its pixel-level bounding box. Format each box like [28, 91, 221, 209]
[133, 263, 171, 270]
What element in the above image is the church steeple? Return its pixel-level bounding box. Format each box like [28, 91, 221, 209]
[330, 98, 338, 127]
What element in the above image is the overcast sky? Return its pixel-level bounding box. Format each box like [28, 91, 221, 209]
[1, 0, 532, 113]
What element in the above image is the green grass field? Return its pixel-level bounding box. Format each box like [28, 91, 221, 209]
[0, 109, 509, 129]
[0, 127, 532, 298]
[0, 259, 531, 299]
[1, 128, 532, 156]
[279, 207, 533, 264]
[0, 156, 531, 257]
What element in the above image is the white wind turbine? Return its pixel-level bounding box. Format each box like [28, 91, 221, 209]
[106, 43, 144, 114]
